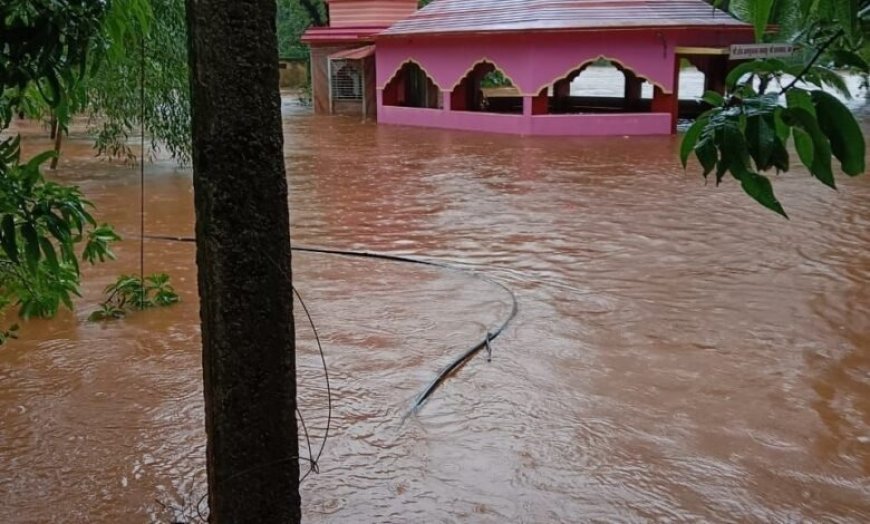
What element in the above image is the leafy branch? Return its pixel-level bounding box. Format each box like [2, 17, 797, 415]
[89, 273, 179, 321]
[682, 1, 867, 216]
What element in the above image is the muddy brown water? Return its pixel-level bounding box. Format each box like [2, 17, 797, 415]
[2, 81, 870, 522]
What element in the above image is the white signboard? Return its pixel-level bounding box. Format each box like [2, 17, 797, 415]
[729, 43, 796, 60]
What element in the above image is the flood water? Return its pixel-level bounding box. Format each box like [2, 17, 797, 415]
[2, 76, 870, 522]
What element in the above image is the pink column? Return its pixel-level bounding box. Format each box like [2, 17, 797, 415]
[522, 96, 534, 136]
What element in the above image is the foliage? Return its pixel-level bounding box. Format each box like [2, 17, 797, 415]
[278, 0, 326, 59]
[0, 145, 121, 319]
[0, 0, 108, 127]
[0, 0, 125, 341]
[683, 0, 869, 216]
[481, 71, 513, 88]
[86, 0, 192, 163]
[92, 0, 330, 161]
[88, 273, 179, 321]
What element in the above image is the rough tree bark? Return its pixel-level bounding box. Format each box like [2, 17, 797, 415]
[185, 1, 300, 522]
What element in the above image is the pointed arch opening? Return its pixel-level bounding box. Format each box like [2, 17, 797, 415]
[450, 60, 522, 114]
[542, 58, 661, 115]
[382, 61, 442, 109]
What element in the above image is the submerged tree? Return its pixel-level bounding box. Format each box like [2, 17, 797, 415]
[186, 0, 301, 521]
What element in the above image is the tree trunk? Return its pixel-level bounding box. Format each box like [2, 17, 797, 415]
[185, 1, 300, 522]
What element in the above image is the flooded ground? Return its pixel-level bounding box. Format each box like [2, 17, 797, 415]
[1, 76, 870, 522]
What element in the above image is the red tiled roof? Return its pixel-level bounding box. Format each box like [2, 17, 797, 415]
[381, 0, 749, 36]
[329, 45, 377, 60]
[301, 26, 387, 44]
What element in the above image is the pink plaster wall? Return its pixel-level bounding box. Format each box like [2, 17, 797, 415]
[528, 113, 671, 136]
[378, 104, 672, 136]
[376, 31, 680, 95]
[376, 27, 754, 95]
[373, 27, 753, 136]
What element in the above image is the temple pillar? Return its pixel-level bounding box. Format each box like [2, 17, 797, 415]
[651, 87, 678, 134]
[451, 80, 468, 111]
[652, 58, 680, 134]
[532, 88, 548, 115]
[523, 96, 533, 116]
[554, 78, 571, 113]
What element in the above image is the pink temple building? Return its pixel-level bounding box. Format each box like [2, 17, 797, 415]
[302, 0, 754, 136]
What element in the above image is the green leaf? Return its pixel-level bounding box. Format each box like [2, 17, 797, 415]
[718, 122, 750, 174]
[829, 50, 869, 73]
[38, 236, 59, 273]
[812, 90, 865, 176]
[783, 107, 836, 189]
[770, 138, 790, 173]
[60, 292, 74, 311]
[726, 62, 764, 90]
[773, 108, 791, 142]
[695, 139, 718, 178]
[21, 223, 41, 273]
[701, 91, 725, 106]
[745, 115, 776, 171]
[1, 215, 18, 264]
[738, 170, 788, 218]
[786, 89, 815, 116]
[748, 0, 775, 41]
[793, 128, 816, 171]
[681, 117, 707, 168]
[810, 67, 851, 99]
[45, 213, 71, 244]
[831, 0, 860, 40]
[24, 150, 57, 172]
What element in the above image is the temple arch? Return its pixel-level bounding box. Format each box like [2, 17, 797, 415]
[449, 60, 522, 114]
[382, 60, 442, 109]
[538, 57, 666, 115]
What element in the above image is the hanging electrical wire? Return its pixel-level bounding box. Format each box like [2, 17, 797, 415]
[146, 235, 519, 412]
[138, 33, 146, 305]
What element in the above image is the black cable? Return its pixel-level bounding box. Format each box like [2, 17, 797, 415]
[292, 285, 330, 482]
[144, 235, 519, 412]
[138, 33, 146, 306]
[274, 245, 519, 411]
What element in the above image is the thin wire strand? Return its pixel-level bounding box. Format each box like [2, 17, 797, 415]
[293, 285, 331, 482]
[145, 235, 518, 413]
[139, 32, 146, 300]
[262, 252, 333, 483]
[295, 405, 315, 473]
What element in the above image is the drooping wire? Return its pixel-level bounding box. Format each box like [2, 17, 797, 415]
[139, 240, 335, 481]
[138, 32, 146, 303]
[262, 252, 333, 483]
[293, 285, 331, 482]
[147, 235, 519, 413]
